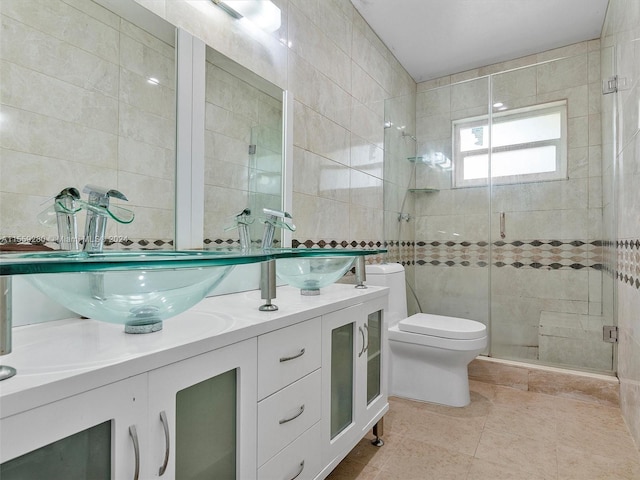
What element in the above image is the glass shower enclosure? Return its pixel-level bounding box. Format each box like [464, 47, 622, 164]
[384, 51, 616, 374]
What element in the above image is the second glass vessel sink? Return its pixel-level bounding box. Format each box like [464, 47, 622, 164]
[276, 256, 356, 295]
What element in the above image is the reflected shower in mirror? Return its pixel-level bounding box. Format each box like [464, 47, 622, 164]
[203, 45, 283, 249]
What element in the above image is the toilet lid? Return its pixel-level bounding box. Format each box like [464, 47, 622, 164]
[399, 313, 487, 340]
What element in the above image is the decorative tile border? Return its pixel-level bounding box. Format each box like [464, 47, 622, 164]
[4, 236, 637, 286]
[617, 239, 640, 289]
[292, 239, 384, 249]
[416, 239, 604, 270]
[0, 237, 174, 251]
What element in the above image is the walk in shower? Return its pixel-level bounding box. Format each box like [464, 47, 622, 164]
[383, 46, 617, 374]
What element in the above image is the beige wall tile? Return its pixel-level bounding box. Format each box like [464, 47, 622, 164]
[292, 192, 350, 241]
[292, 147, 350, 203]
[1, 14, 120, 97]
[293, 101, 351, 167]
[288, 52, 351, 129]
[288, 3, 350, 92]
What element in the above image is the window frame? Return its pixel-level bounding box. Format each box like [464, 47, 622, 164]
[452, 100, 568, 188]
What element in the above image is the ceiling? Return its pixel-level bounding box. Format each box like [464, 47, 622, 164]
[350, 0, 610, 83]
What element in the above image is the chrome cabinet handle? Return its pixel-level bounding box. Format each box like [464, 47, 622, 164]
[159, 411, 170, 476]
[279, 404, 305, 424]
[280, 348, 305, 363]
[363, 323, 369, 353]
[287, 460, 305, 480]
[129, 425, 140, 480]
[358, 326, 366, 357]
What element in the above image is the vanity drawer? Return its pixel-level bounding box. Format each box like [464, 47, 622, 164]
[257, 421, 322, 480]
[257, 318, 321, 400]
[257, 369, 321, 467]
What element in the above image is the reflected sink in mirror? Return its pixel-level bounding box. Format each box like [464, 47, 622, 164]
[27, 264, 234, 334]
[276, 256, 356, 295]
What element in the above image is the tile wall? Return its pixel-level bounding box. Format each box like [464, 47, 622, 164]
[2, 0, 414, 252]
[602, 0, 640, 449]
[132, 0, 415, 249]
[0, 0, 176, 247]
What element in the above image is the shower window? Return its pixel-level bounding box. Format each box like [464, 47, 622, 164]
[453, 100, 568, 187]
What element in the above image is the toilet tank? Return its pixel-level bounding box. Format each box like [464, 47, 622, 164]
[365, 263, 407, 326]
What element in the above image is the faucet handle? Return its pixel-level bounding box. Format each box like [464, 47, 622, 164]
[56, 187, 81, 201]
[235, 208, 253, 225]
[224, 208, 254, 231]
[263, 208, 292, 220]
[37, 187, 82, 226]
[262, 208, 296, 231]
[83, 185, 128, 205]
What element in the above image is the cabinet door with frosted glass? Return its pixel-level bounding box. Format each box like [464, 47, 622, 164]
[147, 338, 257, 480]
[321, 303, 363, 467]
[0, 375, 147, 480]
[358, 296, 388, 434]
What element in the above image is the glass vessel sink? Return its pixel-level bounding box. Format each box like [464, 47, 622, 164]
[276, 256, 356, 295]
[0, 250, 256, 333]
[27, 266, 234, 333]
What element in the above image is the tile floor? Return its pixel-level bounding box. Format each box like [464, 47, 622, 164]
[327, 381, 640, 480]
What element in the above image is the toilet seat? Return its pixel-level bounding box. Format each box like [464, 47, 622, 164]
[399, 313, 486, 340]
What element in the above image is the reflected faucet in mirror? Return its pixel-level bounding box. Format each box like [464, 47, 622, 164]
[38, 185, 135, 253]
[225, 208, 254, 251]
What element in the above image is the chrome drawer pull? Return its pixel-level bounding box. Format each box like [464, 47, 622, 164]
[279, 348, 305, 363]
[279, 404, 305, 424]
[287, 460, 305, 480]
[129, 425, 140, 480]
[159, 410, 170, 476]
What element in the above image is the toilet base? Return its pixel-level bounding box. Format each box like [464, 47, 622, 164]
[389, 339, 481, 407]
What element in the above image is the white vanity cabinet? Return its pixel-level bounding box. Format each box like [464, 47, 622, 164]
[0, 375, 147, 480]
[0, 284, 389, 480]
[147, 338, 257, 480]
[320, 296, 388, 474]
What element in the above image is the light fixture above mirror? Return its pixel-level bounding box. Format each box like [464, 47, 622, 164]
[211, 0, 281, 32]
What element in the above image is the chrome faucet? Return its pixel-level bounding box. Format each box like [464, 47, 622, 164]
[83, 185, 129, 253]
[54, 187, 81, 251]
[261, 208, 295, 249]
[225, 208, 254, 251]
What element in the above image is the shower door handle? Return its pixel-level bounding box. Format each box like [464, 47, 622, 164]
[500, 212, 506, 239]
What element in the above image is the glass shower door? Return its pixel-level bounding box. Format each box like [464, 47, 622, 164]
[488, 60, 614, 371]
[412, 77, 492, 333]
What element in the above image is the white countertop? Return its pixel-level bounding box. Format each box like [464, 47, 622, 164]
[0, 284, 387, 418]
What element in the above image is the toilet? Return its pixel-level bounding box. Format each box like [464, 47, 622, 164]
[366, 263, 487, 407]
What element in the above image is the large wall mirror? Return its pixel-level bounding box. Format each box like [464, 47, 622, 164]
[0, 0, 287, 251]
[0, 0, 177, 248]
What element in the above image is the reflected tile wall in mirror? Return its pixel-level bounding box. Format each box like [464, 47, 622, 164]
[0, 0, 176, 250]
[203, 48, 283, 248]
